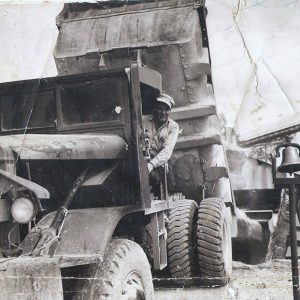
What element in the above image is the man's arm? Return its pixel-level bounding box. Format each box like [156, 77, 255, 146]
[149, 121, 179, 169]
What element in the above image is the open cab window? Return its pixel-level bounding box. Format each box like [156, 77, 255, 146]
[59, 78, 123, 127]
[0, 72, 128, 134]
[0, 88, 56, 131]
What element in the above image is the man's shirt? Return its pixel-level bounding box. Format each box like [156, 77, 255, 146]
[143, 116, 179, 168]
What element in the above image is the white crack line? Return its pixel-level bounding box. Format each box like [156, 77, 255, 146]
[233, 0, 262, 98]
[231, 0, 264, 133]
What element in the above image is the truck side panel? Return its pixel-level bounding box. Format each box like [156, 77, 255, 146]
[20, 206, 142, 267]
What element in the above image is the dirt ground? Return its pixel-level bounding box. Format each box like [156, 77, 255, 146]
[155, 260, 294, 300]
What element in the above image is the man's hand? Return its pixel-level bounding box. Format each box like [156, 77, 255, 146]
[147, 162, 154, 173]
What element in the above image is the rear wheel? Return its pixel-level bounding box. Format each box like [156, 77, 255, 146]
[197, 197, 232, 282]
[73, 239, 154, 300]
[167, 200, 198, 278]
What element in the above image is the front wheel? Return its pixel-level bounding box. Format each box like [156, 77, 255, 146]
[74, 239, 154, 300]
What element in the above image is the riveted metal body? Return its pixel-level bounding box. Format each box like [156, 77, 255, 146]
[54, 0, 233, 207]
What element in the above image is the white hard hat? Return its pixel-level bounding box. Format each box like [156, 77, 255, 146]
[156, 93, 175, 110]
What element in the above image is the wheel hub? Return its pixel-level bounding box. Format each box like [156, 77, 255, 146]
[121, 271, 145, 300]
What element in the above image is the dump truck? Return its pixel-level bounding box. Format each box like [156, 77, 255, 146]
[0, 0, 236, 298]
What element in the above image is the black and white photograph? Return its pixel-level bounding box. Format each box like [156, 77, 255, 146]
[0, 0, 299, 299]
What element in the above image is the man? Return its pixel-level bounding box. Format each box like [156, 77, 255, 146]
[145, 93, 179, 179]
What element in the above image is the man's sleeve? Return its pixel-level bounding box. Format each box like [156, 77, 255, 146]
[150, 121, 179, 168]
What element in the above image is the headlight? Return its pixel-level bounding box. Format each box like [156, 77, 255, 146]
[11, 197, 36, 224]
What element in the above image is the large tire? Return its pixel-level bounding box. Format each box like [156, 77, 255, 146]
[197, 197, 232, 281]
[167, 200, 198, 278]
[73, 239, 154, 300]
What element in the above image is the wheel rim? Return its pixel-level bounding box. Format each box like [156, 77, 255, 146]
[121, 271, 146, 300]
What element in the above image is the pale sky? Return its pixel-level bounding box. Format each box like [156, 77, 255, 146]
[0, 0, 299, 137]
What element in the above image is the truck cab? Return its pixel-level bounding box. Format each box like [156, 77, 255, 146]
[0, 64, 161, 240]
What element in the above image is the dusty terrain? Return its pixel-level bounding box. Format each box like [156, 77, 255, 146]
[155, 260, 294, 300]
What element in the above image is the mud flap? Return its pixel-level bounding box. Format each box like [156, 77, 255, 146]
[0, 257, 63, 300]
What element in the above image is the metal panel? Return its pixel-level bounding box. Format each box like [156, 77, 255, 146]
[81, 163, 118, 186]
[21, 206, 142, 263]
[0, 169, 50, 199]
[129, 64, 151, 208]
[0, 257, 63, 300]
[150, 211, 167, 270]
[54, 4, 198, 59]
[0, 145, 15, 194]
[170, 104, 216, 121]
[143, 44, 191, 107]
[0, 199, 11, 222]
[175, 133, 221, 150]
[234, 189, 281, 211]
[55, 207, 140, 257]
[0, 134, 127, 160]
[205, 166, 228, 182]
[138, 67, 162, 92]
[244, 210, 273, 223]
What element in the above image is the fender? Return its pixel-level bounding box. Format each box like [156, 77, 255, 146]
[21, 206, 142, 267]
[0, 169, 50, 199]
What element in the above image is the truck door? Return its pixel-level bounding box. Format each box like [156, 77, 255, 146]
[129, 64, 151, 208]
